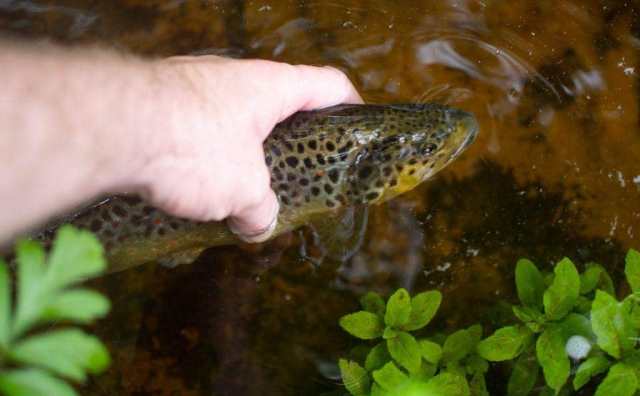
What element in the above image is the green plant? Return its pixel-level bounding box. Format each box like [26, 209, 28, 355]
[477, 250, 640, 395]
[337, 249, 640, 396]
[0, 225, 111, 396]
[338, 289, 486, 395]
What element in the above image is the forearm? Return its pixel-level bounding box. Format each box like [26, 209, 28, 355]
[0, 43, 159, 243]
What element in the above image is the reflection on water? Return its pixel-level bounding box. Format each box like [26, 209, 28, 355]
[2, 0, 640, 394]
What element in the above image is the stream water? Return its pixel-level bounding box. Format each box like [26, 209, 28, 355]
[2, 1, 640, 395]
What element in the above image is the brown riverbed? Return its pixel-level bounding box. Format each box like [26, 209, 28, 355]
[2, 1, 640, 395]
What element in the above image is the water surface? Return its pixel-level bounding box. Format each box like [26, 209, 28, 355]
[2, 1, 640, 394]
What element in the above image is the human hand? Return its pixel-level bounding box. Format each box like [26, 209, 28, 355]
[134, 56, 362, 242]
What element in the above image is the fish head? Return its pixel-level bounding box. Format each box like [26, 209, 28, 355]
[347, 103, 478, 204]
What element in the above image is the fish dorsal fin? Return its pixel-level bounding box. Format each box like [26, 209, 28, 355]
[303, 205, 369, 262]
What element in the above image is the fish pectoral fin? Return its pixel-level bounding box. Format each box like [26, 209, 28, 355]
[157, 247, 206, 269]
[306, 205, 369, 262]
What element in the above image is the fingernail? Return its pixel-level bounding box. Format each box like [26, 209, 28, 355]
[228, 200, 279, 243]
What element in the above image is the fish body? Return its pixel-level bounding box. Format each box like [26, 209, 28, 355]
[43, 104, 478, 271]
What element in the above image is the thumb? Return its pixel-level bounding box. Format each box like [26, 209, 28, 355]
[226, 189, 280, 243]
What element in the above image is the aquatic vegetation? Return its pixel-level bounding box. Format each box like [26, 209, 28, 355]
[338, 289, 486, 395]
[338, 250, 640, 396]
[0, 226, 111, 396]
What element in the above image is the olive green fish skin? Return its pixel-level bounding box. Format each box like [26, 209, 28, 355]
[48, 103, 478, 271]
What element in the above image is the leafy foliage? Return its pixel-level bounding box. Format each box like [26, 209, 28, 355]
[338, 249, 640, 395]
[0, 226, 111, 396]
[338, 288, 484, 395]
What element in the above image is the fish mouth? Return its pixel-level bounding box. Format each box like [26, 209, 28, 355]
[452, 111, 479, 158]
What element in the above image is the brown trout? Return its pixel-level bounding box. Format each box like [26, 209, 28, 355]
[40, 104, 478, 272]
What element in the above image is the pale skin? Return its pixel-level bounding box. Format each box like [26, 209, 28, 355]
[0, 42, 362, 245]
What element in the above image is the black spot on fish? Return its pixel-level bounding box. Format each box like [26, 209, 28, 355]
[311, 186, 321, 196]
[408, 158, 418, 165]
[328, 157, 337, 164]
[390, 179, 398, 187]
[316, 154, 326, 165]
[409, 169, 416, 176]
[324, 184, 334, 194]
[287, 173, 296, 182]
[286, 156, 299, 167]
[297, 143, 305, 153]
[300, 178, 309, 186]
[395, 165, 404, 172]
[308, 140, 317, 150]
[383, 167, 392, 176]
[284, 142, 294, 151]
[280, 196, 290, 205]
[358, 166, 373, 179]
[278, 161, 286, 169]
[326, 142, 336, 151]
[265, 155, 273, 166]
[328, 169, 340, 184]
[326, 199, 336, 208]
[303, 158, 314, 169]
[366, 192, 380, 201]
[271, 145, 282, 156]
[278, 183, 289, 191]
[273, 168, 284, 181]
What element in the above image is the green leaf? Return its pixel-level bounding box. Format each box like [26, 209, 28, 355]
[365, 342, 390, 372]
[466, 354, 489, 375]
[543, 258, 580, 321]
[558, 313, 594, 341]
[384, 289, 411, 328]
[0, 368, 77, 396]
[46, 226, 106, 290]
[507, 347, 538, 396]
[419, 339, 443, 365]
[594, 363, 638, 396]
[414, 361, 437, 380]
[443, 329, 474, 363]
[573, 356, 611, 390]
[370, 383, 385, 396]
[625, 249, 640, 293]
[536, 325, 570, 392]
[512, 305, 544, 326]
[580, 265, 603, 295]
[403, 290, 441, 331]
[574, 296, 592, 314]
[516, 259, 545, 308]
[360, 292, 385, 318]
[13, 240, 46, 337]
[372, 361, 408, 392]
[383, 327, 398, 339]
[339, 359, 370, 396]
[423, 373, 471, 396]
[467, 324, 483, 345]
[9, 329, 110, 382]
[0, 260, 11, 348]
[477, 326, 531, 361]
[629, 301, 640, 329]
[41, 288, 110, 324]
[470, 372, 489, 396]
[387, 331, 421, 374]
[340, 311, 384, 340]
[591, 291, 637, 358]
